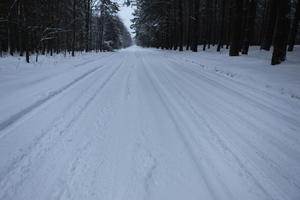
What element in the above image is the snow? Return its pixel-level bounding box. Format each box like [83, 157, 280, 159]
[0, 46, 300, 200]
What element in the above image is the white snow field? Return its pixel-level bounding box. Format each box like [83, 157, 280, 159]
[0, 46, 300, 200]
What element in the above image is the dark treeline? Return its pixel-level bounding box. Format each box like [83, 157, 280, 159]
[132, 0, 300, 65]
[0, 0, 132, 62]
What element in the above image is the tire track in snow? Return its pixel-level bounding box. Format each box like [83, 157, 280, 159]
[166, 55, 300, 120]
[6, 53, 114, 93]
[168, 66, 300, 194]
[54, 140, 102, 200]
[73, 52, 114, 68]
[148, 54, 298, 199]
[164, 57, 300, 150]
[124, 65, 134, 100]
[172, 54, 300, 102]
[0, 60, 124, 200]
[151, 61, 285, 200]
[133, 140, 157, 200]
[139, 56, 222, 200]
[0, 62, 106, 179]
[0, 64, 106, 136]
[158, 53, 300, 147]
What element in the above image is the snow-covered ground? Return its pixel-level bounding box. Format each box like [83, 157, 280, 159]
[0, 46, 300, 200]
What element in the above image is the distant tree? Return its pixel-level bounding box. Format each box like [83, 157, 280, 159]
[0, 0, 132, 62]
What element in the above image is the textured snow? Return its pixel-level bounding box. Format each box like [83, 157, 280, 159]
[0, 46, 300, 200]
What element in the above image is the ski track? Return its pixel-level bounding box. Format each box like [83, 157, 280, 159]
[0, 47, 299, 200]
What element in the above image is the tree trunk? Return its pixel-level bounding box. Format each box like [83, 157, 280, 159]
[225, 0, 232, 49]
[100, 18, 104, 52]
[0, 40, 2, 57]
[202, 0, 210, 51]
[191, 0, 200, 52]
[72, 0, 76, 57]
[259, 0, 267, 44]
[179, 0, 184, 51]
[186, 0, 192, 50]
[207, 0, 213, 49]
[288, 0, 300, 51]
[17, 1, 23, 56]
[229, 0, 243, 56]
[271, 0, 291, 65]
[85, 0, 90, 52]
[8, 13, 12, 56]
[172, 1, 178, 50]
[217, 0, 225, 52]
[261, 0, 276, 51]
[25, 31, 30, 63]
[242, 0, 256, 55]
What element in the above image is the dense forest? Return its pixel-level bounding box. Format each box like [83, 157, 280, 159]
[132, 0, 300, 65]
[0, 0, 132, 62]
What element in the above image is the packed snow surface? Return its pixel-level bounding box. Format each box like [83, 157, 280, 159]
[0, 46, 300, 200]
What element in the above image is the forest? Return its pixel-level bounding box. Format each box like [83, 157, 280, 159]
[1, 1, 300, 199]
[132, 0, 300, 65]
[0, 0, 132, 63]
[1, 0, 300, 65]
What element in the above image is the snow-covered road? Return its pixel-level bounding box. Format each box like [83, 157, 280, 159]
[0, 47, 300, 200]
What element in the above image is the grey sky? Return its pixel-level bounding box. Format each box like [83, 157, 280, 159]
[118, 3, 134, 36]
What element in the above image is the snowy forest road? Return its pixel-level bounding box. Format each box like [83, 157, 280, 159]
[0, 47, 300, 200]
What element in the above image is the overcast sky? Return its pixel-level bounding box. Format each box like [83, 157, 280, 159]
[118, 3, 134, 36]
